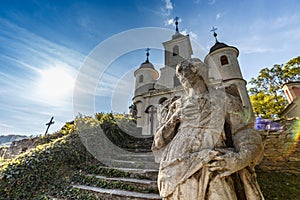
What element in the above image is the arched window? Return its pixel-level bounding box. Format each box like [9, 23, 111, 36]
[139, 75, 144, 83]
[173, 45, 179, 56]
[220, 55, 229, 65]
[159, 97, 168, 104]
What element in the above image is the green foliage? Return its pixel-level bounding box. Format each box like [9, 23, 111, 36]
[94, 113, 151, 149]
[256, 170, 300, 200]
[250, 92, 287, 119]
[0, 124, 94, 199]
[249, 56, 300, 118]
[0, 113, 150, 199]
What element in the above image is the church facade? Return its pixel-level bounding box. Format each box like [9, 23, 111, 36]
[131, 21, 252, 135]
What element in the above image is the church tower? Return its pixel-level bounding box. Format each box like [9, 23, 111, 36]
[204, 29, 254, 121]
[133, 49, 159, 130]
[157, 17, 193, 89]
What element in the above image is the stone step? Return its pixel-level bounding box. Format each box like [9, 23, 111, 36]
[96, 166, 159, 181]
[117, 152, 156, 162]
[110, 159, 159, 169]
[86, 175, 158, 192]
[73, 185, 161, 200]
[124, 148, 153, 153]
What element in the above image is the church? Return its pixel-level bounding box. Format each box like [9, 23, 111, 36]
[131, 19, 252, 135]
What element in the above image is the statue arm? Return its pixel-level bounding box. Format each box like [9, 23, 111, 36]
[209, 128, 263, 177]
[152, 105, 180, 150]
[208, 94, 264, 177]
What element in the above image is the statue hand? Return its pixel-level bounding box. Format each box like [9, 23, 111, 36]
[169, 109, 181, 123]
[207, 149, 244, 178]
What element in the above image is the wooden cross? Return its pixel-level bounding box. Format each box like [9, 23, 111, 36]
[45, 116, 55, 135]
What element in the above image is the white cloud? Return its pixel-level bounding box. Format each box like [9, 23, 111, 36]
[181, 29, 198, 39]
[209, 0, 216, 5]
[189, 31, 198, 39]
[164, 17, 182, 27]
[216, 12, 226, 20]
[165, 0, 173, 10]
[161, 0, 174, 16]
[165, 18, 174, 26]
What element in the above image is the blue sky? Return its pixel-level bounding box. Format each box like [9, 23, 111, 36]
[0, 0, 299, 135]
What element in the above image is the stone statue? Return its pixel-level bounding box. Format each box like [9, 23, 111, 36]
[152, 58, 264, 200]
[129, 103, 137, 119]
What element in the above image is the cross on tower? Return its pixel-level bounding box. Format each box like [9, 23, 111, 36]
[210, 27, 218, 42]
[174, 16, 179, 32]
[145, 48, 150, 63]
[45, 116, 55, 135]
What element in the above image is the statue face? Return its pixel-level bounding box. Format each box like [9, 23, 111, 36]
[176, 60, 206, 92]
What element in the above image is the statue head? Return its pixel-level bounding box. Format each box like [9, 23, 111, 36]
[176, 58, 208, 94]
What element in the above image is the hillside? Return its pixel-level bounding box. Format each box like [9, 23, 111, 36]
[0, 113, 299, 199]
[0, 135, 27, 146]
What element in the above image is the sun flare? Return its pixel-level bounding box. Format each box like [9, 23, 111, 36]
[36, 66, 76, 103]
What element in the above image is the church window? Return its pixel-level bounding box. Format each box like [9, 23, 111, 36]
[173, 45, 179, 56]
[220, 55, 229, 65]
[159, 97, 168, 104]
[139, 75, 144, 83]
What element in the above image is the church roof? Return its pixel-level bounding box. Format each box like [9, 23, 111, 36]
[209, 41, 229, 53]
[209, 28, 239, 55]
[172, 31, 185, 39]
[209, 41, 239, 55]
[138, 48, 156, 69]
[139, 60, 155, 69]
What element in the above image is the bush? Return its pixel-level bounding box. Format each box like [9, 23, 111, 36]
[0, 127, 94, 199]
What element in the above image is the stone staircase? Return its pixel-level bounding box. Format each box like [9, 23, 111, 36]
[71, 136, 161, 199]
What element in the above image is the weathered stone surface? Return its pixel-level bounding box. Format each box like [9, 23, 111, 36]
[152, 58, 264, 199]
[73, 185, 161, 200]
[258, 118, 300, 174]
[86, 175, 158, 191]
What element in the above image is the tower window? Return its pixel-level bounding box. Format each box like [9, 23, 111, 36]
[159, 97, 168, 104]
[139, 75, 144, 83]
[220, 55, 229, 65]
[173, 45, 179, 56]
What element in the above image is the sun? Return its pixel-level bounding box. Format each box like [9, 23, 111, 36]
[36, 66, 76, 103]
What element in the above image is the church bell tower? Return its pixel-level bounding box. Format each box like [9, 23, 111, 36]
[157, 17, 193, 89]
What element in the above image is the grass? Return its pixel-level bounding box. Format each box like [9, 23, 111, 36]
[256, 169, 300, 200]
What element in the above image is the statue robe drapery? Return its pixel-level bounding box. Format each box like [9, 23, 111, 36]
[152, 90, 264, 200]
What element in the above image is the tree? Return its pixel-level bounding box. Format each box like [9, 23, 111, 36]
[249, 56, 300, 119]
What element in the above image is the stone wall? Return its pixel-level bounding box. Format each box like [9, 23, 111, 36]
[257, 118, 300, 174]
